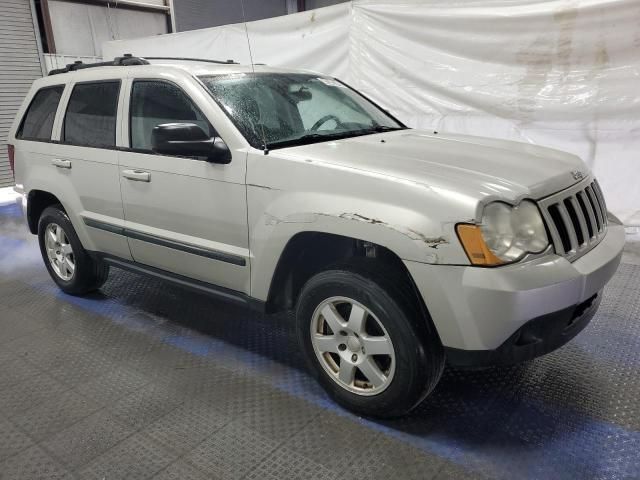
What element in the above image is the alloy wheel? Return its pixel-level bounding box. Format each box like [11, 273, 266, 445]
[310, 296, 395, 396]
[44, 223, 75, 281]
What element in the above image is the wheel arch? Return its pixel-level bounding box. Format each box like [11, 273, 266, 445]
[27, 190, 65, 234]
[263, 230, 425, 316]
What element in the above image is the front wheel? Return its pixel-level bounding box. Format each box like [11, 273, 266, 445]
[296, 261, 444, 418]
[38, 205, 109, 295]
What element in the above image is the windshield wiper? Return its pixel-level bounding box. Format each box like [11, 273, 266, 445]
[269, 131, 357, 148]
[370, 125, 404, 132]
[269, 126, 405, 149]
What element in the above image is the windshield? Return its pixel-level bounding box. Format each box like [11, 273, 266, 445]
[199, 73, 404, 149]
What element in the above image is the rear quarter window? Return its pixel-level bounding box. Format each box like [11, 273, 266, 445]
[17, 85, 65, 141]
[63, 81, 120, 148]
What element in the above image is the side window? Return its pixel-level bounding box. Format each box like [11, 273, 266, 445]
[63, 81, 120, 148]
[18, 86, 64, 140]
[130, 81, 214, 152]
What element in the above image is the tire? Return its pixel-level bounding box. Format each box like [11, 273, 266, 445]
[296, 258, 445, 418]
[37, 205, 109, 295]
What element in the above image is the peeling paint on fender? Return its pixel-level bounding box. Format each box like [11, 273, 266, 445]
[337, 212, 449, 248]
[247, 183, 279, 191]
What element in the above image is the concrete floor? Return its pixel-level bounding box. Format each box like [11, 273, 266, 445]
[0, 200, 639, 480]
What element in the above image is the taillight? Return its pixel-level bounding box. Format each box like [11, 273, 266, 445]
[7, 144, 15, 177]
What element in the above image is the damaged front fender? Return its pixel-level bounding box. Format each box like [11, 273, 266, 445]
[336, 213, 449, 249]
[255, 203, 467, 269]
[245, 149, 479, 301]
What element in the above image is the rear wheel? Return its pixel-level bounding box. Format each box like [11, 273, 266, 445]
[296, 260, 444, 418]
[38, 205, 109, 295]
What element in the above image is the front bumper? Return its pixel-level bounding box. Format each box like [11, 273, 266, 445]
[445, 291, 601, 366]
[405, 224, 625, 362]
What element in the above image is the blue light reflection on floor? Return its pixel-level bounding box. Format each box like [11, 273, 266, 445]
[23, 277, 640, 479]
[0, 202, 23, 219]
[2, 225, 639, 479]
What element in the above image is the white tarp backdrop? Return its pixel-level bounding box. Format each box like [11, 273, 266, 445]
[103, 0, 640, 226]
[49, 0, 167, 57]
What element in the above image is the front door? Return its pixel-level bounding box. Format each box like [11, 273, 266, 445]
[118, 78, 250, 294]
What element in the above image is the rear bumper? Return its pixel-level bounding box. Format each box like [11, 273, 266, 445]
[404, 224, 625, 358]
[13, 184, 27, 218]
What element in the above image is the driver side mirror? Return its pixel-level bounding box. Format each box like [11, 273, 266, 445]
[151, 123, 231, 164]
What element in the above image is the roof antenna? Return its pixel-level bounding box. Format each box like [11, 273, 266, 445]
[240, 0, 269, 155]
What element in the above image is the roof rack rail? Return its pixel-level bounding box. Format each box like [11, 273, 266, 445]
[47, 54, 240, 76]
[48, 54, 149, 76]
[143, 57, 238, 65]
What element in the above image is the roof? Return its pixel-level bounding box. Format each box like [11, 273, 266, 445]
[148, 60, 306, 76]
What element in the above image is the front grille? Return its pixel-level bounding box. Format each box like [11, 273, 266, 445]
[538, 178, 608, 261]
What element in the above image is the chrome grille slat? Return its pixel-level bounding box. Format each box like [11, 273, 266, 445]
[586, 186, 604, 232]
[538, 176, 608, 262]
[557, 202, 579, 253]
[569, 196, 589, 247]
[592, 180, 607, 226]
[577, 191, 597, 239]
[545, 204, 565, 255]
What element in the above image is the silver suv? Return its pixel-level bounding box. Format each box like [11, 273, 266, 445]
[9, 56, 625, 417]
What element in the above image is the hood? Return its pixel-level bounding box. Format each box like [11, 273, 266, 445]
[276, 129, 587, 201]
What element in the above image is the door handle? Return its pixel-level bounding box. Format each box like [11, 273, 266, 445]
[51, 158, 71, 169]
[122, 169, 151, 182]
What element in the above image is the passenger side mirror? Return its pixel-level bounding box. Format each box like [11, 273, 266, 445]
[151, 123, 231, 164]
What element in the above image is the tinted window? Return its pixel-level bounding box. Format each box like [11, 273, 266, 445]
[130, 81, 214, 151]
[64, 82, 120, 147]
[18, 86, 64, 140]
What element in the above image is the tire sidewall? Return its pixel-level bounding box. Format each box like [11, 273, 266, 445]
[297, 270, 435, 417]
[37, 206, 95, 294]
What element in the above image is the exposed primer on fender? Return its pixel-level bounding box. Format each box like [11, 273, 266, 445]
[247, 183, 279, 191]
[264, 211, 449, 250]
[264, 212, 318, 226]
[405, 229, 449, 249]
[335, 212, 449, 249]
[337, 213, 449, 248]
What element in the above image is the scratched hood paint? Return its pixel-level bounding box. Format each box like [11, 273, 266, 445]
[277, 129, 586, 200]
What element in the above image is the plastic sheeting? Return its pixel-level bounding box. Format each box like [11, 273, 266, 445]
[49, 0, 168, 56]
[103, 1, 640, 226]
[104, 4, 351, 77]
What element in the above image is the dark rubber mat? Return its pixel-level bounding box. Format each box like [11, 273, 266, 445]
[0, 202, 639, 479]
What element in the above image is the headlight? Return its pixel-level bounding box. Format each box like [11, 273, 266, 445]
[456, 200, 549, 266]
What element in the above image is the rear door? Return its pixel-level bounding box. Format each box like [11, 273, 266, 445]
[52, 76, 132, 260]
[118, 74, 250, 294]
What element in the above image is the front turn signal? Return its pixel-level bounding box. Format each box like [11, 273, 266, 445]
[456, 224, 504, 266]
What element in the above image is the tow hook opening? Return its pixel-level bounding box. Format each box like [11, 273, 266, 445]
[567, 294, 597, 328]
[514, 329, 541, 347]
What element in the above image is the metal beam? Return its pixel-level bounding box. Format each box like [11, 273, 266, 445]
[40, 0, 57, 54]
[51, 0, 170, 13]
[167, 0, 176, 32]
[29, 0, 48, 75]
